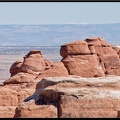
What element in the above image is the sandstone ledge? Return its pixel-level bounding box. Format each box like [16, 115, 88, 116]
[14, 75, 120, 118]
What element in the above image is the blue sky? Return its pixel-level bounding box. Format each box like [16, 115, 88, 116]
[0, 2, 120, 25]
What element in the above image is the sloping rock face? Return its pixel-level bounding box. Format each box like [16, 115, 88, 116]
[14, 76, 120, 118]
[60, 37, 120, 77]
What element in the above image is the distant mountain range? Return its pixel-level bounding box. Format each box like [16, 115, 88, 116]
[0, 23, 120, 46]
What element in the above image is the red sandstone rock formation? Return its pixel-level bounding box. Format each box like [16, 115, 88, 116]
[60, 36, 120, 77]
[6, 36, 120, 85]
[4, 50, 68, 85]
[1, 36, 120, 118]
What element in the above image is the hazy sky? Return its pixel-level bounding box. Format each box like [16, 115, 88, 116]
[0, 2, 120, 25]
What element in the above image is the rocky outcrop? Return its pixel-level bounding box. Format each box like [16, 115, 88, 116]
[14, 75, 120, 118]
[2, 50, 68, 117]
[60, 36, 120, 77]
[4, 50, 68, 85]
[6, 36, 120, 85]
[1, 36, 120, 118]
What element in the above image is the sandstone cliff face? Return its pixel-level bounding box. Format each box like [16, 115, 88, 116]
[14, 76, 120, 118]
[1, 36, 120, 118]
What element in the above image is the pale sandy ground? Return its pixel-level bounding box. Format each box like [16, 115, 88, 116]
[0, 55, 23, 84]
[0, 54, 62, 84]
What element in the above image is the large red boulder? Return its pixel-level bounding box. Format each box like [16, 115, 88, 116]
[60, 40, 91, 58]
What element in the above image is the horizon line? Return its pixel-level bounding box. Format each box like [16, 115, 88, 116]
[0, 22, 120, 25]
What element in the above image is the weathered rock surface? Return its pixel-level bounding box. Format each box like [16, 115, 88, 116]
[44, 59, 54, 70]
[62, 54, 105, 77]
[60, 40, 91, 57]
[85, 37, 120, 75]
[0, 106, 17, 118]
[112, 45, 120, 58]
[0, 84, 36, 118]
[14, 100, 57, 118]
[36, 62, 68, 80]
[4, 72, 36, 84]
[10, 60, 22, 77]
[14, 75, 120, 118]
[60, 36, 120, 77]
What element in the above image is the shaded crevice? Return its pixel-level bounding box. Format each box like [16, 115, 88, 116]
[35, 95, 58, 107]
[34, 92, 64, 118]
[57, 95, 62, 118]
